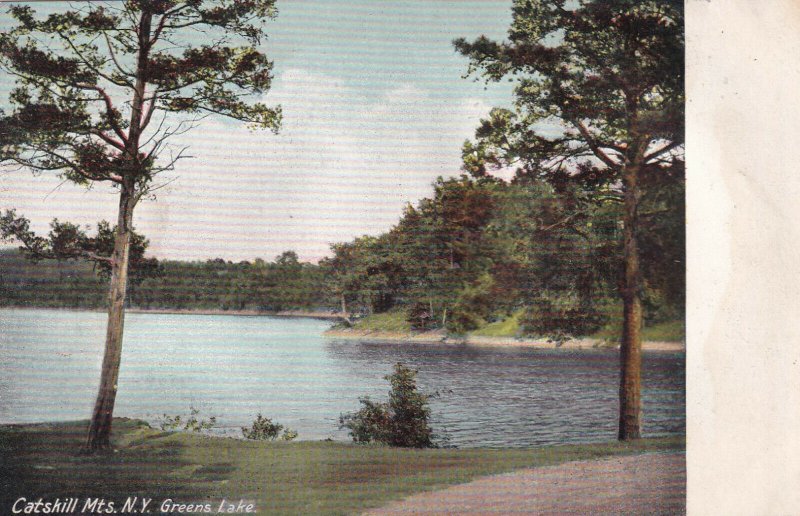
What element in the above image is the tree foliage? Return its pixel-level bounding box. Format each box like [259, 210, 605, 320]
[0, 209, 157, 284]
[0, 1, 281, 183]
[454, 0, 683, 188]
[322, 174, 678, 338]
[0, 248, 327, 312]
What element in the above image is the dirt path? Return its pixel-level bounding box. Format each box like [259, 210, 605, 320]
[365, 452, 685, 515]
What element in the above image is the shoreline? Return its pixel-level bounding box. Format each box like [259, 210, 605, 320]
[1, 305, 346, 321]
[127, 308, 346, 320]
[324, 328, 685, 352]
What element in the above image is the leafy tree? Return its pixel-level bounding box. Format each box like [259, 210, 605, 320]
[455, 0, 683, 439]
[321, 240, 370, 318]
[0, 0, 280, 451]
[638, 164, 685, 321]
[265, 250, 326, 311]
[487, 179, 610, 321]
[447, 273, 495, 334]
[391, 176, 496, 327]
[322, 236, 405, 318]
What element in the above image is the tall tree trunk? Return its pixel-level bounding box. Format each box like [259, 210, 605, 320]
[84, 184, 136, 452]
[84, 9, 152, 452]
[618, 139, 648, 441]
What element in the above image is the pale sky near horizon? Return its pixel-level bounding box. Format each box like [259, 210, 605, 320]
[0, 1, 515, 262]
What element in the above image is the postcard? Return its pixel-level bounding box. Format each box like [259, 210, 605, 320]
[7, 1, 782, 514]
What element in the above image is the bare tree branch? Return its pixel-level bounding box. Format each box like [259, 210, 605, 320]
[103, 32, 134, 79]
[572, 120, 621, 170]
[644, 140, 683, 163]
[55, 29, 134, 89]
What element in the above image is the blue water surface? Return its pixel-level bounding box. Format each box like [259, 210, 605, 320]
[0, 308, 684, 447]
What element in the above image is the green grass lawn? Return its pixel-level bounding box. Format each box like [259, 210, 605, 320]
[0, 419, 684, 515]
[349, 308, 684, 344]
[349, 309, 412, 333]
[471, 308, 685, 343]
[469, 309, 524, 337]
[592, 318, 686, 343]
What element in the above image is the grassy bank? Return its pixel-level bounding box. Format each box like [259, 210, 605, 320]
[0, 419, 684, 515]
[333, 309, 685, 351]
[469, 309, 525, 337]
[470, 311, 685, 342]
[591, 319, 686, 343]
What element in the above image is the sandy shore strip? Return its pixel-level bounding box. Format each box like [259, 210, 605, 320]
[364, 451, 686, 515]
[324, 328, 684, 352]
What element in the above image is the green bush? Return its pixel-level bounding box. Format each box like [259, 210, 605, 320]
[406, 302, 435, 331]
[158, 406, 216, 433]
[339, 398, 392, 444]
[446, 307, 485, 334]
[241, 414, 297, 441]
[340, 363, 438, 448]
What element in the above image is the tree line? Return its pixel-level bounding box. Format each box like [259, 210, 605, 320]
[0, 248, 327, 312]
[1, 168, 683, 335]
[322, 172, 683, 336]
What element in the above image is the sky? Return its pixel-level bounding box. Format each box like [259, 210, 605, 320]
[0, 1, 515, 262]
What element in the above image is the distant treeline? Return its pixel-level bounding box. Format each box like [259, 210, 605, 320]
[1, 174, 683, 336]
[0, 249, 329, 312]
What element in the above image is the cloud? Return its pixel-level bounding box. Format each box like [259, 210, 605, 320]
[2, 68, 495, 262]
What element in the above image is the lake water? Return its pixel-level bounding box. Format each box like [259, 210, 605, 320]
[0, 308, 684, 448]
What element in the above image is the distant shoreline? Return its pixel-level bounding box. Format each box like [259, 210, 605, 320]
[1, 305, 346, 321]
[324, 328, 685, 353]
[1, 306, 684, 351]
[127, 308, 346, 320]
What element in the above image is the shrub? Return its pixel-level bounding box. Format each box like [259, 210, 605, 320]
[446, 307, 484, 334]
[241, 414, 297, 441]
[406, 302, 435, 331]
[158, 406, 216, 433]
[520, 297, 606, 340]
[340, 398, 392, 444]
[340, 363, 437, 448]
